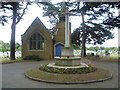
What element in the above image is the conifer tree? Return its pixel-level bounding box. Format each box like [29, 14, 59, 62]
[1, 2, 30, 60]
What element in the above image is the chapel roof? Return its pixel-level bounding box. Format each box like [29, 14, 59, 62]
[22, 17, 52, 40]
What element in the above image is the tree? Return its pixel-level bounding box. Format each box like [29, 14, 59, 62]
[37, 2, 60, 30]
[71, 2, 118, 57]
[15, 42, 21, 51]
[103, 15, 120, 28]
[100, 46, 105, 50]
[105, 48, 110, 56]
[0, 41, 10, 52]
[72, 28, 81, 45]
[2, 43, 10, 52]
[1, 2, 30, 60]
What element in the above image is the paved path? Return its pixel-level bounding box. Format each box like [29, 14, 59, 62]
[2, 60, 119, 88]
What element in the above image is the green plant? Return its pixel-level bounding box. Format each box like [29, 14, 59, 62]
[23, 55, 43, 61]
[105, 48, 110, 55]
[72, 44, 81, 50]
[39, 64, 97, 74]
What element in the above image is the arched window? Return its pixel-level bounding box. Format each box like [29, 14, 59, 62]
[29, 32, 44, 50]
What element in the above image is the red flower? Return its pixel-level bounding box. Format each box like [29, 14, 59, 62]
[59, 56, 61, 58]
[67, 56, 69, 59]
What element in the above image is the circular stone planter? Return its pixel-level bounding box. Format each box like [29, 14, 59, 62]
[47, 63, 89, 69]
[25, 67, 112, 84]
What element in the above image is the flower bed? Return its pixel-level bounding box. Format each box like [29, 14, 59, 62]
[39, 64, 97, 74]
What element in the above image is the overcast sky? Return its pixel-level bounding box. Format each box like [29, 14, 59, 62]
[0, 1, 118, 47]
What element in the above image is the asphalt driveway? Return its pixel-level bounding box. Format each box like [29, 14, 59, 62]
[2, 60, 119, 88]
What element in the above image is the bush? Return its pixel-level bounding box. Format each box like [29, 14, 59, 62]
[23, 55, 43, 61]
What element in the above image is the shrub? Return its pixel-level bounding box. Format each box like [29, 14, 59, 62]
[23, 55, 43, 61]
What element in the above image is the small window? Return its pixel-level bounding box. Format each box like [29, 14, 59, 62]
[29, 32, 44, 50]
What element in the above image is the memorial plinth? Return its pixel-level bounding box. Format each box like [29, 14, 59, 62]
[54, 3, 82, 67]
[61, 47, 74, 57]
[54, 56, 81, 66]
[55, 47, 81, 66]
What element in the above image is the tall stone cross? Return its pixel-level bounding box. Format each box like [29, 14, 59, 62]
[61, 2, 70, 47]
[65, 6, 70, 47]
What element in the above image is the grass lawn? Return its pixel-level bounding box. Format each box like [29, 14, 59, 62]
[0, 59, 24, 64]
[84, 54, 119, 62]
[0, 58, 45, 64]
[25, 67, 112, 83]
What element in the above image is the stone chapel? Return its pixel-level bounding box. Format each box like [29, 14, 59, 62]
[21, 16, 71, 60]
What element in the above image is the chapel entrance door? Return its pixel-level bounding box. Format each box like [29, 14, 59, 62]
[55, 44, 64, 57]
